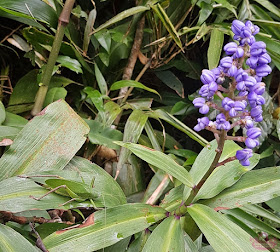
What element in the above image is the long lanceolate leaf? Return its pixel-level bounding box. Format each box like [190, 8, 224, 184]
[187, 204, 268, 252]
[0, 100, 89, 181]
[201, 166, 280, 210]
[0, 224, 39, 251]
[115, 142, 194, 188]
[43, 204, 166, 252]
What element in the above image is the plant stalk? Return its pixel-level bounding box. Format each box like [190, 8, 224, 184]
[31, 0, 75, 116]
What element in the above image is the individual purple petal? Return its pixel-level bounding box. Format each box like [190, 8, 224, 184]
[247, 127, 261, 139]
[255, 64, 272, 77]
[231, 20, 245, 35]
[200, 70, 216, 84]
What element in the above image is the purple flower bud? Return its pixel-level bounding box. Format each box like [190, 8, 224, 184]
[245, 138, 259, 148]
[255, 64, 272, 77]
[220, 57, 233, 68]
[236, 81, 246, 91]
[239, 90, 248, 96]
[231, 20, 245, 35]
[194, 117, 209, 131]
[199, 105, 209, 114]
[244, 76, 257, 88]
[246, 57, 258, 69]
[235, 101, 247, 111]
[235, 68, 248, 82]
[251, 82, 265, 95]
[244, 116, 254, 128]
[247, 127, 261, 139]
[254, 115, 263, 122]
[252, 25, 260, 35]
[216, 113, 231, 130]
[224, 42, 238, 55]
[201, 70, 216, 84]
[240, 26, 252, 38]
[250, 41, 266, 56]
[258, 53, 271, 64]
[211, 67, 222, 78]
[251, 106, 263, 122]
[254, 76, 262, 82]
[193, 97, 206, 108]
[222, 97, 234, 111]
[228, 65, 237, 77]
[236, 148, 253, 166]
[233, 47, 244, 59]
[241, 35, 256, 46]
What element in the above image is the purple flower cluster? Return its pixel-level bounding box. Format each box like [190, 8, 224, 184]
[193, 20, 272, 166]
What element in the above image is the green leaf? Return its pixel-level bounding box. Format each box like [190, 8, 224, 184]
[142, 216, 185, 252]
[43, 87, 67, 107]
[147, 109, 209, 147]
[43, 204, 166, 251]
[95, 29, 111, 53]
[266, 197, 280, 212]
[116, 110, 148, 175]
[253, 0, 280, 18]
[238, 0, 252, 21]
[207, 28, 224, 69]
[160, 184, 184, 211]
[192, 140, 259, 201]
[3, 112, 28, 128]
[0, 224, 39, 251]
[115, 142, 194, 188]
[201, 166, 280, 210]
[83, 8, 96, 54]
[0, 0, 57, 28]
[85, 119, 123, 150]
[57, 56, 83, 74]
[151, 3, 182, 49]
[197, 2, 213, 25]
[187, 204, 268, 252]
[224, 208, 280, 239]
[93, 6, 150, 34]
[111, 80, 160, 97]
[94, 64, 108, 95]
[0, 101, 5, 124]
[0, 100, 89, 180]
[154, 71, 184, 97]
[0, 125, 21, 141]
[215, 0, 237, 17]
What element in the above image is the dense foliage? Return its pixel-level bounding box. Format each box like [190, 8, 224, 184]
[0, 0, 280, 251]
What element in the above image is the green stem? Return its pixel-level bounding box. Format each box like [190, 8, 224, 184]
[31, 0, 75, 116]
[175, 130, 227, 215]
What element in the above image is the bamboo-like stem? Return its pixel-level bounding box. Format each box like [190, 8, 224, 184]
[31, 0, 75, 116]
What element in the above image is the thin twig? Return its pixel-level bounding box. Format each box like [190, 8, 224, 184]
[146, 174, 169, 205]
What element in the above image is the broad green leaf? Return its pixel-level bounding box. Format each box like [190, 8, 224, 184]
[93, 6, 150, 34]
[85, 119, 123, 150]
[241, 204, 280, 225]
[223, 208, 280, 239]
[193, 141, 260, 201]
[0, 0, 57, 27]
[184, 232, 199, 252]
[57, 56, 83, 74]
[95, 29, 111, 53]
[128, 230, 150, 252]
[215, 0, 237, 17]
[43, 87, 67, 107]
[94, 64, 108, 95]
[103, 101, 122, 127]
[111, 80, 160, 97]
[147, 109, 209, 147]
[0, 100, 89, 180]
[116, 110, 148, 175]
[0, 101, 5, 124]
[83, 8, 96, 54]
[154, 71, 184, 97]
[151, 3, 182, 49]
[160, 184, 184, 211]
[142, 216, 185, 252]
[238, 0, 252, 21]
[201, 166, 280, 209]
[191, 23, 210, 44]
[3, 111, 27, 128]
[43, 204, 166, 251]
[207, 28, 224, 69]
[197, 2, 213, 25]
[0, 224, 39, 251]
[97, 237, 131, 252]
[116, 142, 194, 188]
[253, 0, 280, 18]
[187, 204, 268, 252]
[266, 197, 280, 212]
[0, 125, 20, 141]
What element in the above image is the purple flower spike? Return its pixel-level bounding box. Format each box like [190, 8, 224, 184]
[200, 70, 216, 84]
[250, 41, 266, 56]
[194, 117, 209, 132]
[255, 64, 272, 77]
[245, 138, 259, 149]
[220, 57, 233, 68]
[247, 127, 261, 139]
[236, 148, 253, 166]
[231, 20, 245, 35]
